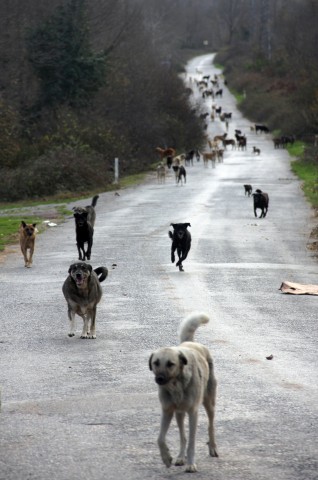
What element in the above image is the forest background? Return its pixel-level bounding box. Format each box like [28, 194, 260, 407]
[0, 0, 318, 203]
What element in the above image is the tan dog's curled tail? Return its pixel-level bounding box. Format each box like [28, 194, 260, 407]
[178, 312, 210, 343]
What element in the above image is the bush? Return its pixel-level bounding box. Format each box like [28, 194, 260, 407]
[0, 147, 112, 201]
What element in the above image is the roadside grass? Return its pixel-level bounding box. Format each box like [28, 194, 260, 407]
[231, 89, 245, 104]
[118, 172, 148, 188]
[291, 160, 318, 208]
[288, 141, 318, 208]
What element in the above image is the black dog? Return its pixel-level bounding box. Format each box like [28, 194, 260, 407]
[73, 195, 99, 261]
[168, 223, 191, 271]
[243, 184, 253, 196]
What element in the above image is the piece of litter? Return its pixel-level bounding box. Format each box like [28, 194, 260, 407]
[48, 222, 57, 227]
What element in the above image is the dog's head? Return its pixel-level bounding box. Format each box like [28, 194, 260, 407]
[170, 223, 191, 240]
[73, 210, 89, 227]
[149, 348, 188, 386]
[68, 262, 92, 288]
[20, 221, 37, 238]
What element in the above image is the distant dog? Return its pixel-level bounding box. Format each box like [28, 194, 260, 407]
[243, 184, 253, 196]
[149, 312, 218, 473]
[177, 165, 187, 185]
[73, 195, 99, 261]
[168, 223, 191, 271]
[253, 146, 261, 155]
[19, 221, 37, 268]
[62, 262, 108, 339]
[157, 163, 166, 184]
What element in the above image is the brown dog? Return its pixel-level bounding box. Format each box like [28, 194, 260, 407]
[20, 221, 37, 268]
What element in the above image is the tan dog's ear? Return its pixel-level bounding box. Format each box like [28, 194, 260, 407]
[179, 351, 188, 366]
[21, 221, 26, 227]
[32, 223, 37, 228]
[148, 353, 154, 371]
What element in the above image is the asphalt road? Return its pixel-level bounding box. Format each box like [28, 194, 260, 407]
[1, 53, 317, 480]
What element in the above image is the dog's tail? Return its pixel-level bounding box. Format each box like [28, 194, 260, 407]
[91, 195, 99, 207]
[94, 266, 108, 283]
[178, 312, 209, 343]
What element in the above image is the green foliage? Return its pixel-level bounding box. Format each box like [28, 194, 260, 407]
[287, 141, 305, 158]
[291, 159, 318, 208]
[0, 147, 112, 201]
[26, 0, 107, 107]
[0, 101, 21, 167]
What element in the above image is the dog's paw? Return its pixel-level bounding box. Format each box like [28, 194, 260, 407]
[80, 335, 88, 339]
[68, 333, 75, 337]
[87, 335, 96, 339]
[178, 265, 184, 272]
[185, 463, 197, 473]
[160, 446, 173, 468]
[175, 457, 185, 466]
[208, 443, 219, 457]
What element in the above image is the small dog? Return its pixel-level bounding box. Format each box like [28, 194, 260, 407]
[253, 146, 261, 155]
[243, 184, 253, 196]
[62, 262, 108, 339]
[73, 195, 99, 261]
[168, 223, 191, 272]
[149, 312, 218, 473]
[157, 163, 166, 184]
[19, 221, 37, 268]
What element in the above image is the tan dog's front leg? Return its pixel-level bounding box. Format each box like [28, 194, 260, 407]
[28, 245, 34, 267]
[185, 409, 198, 472]
[158, 410, 173, 467]
[21, 246, 28, 267]
[175, 412, 187, 466]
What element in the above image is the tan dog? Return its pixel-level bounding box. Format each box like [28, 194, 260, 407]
[149, 312, 218, 473]
[157, 163, 166, 184]
[19, 221, 37, 268]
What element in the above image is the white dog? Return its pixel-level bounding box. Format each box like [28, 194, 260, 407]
[149, 312, 218, 472]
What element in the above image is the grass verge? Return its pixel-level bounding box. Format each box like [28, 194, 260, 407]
[288, 142, 318, 209]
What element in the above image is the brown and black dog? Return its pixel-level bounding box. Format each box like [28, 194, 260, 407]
[62, 262, 108, 339]
[20, 221, 37, 268]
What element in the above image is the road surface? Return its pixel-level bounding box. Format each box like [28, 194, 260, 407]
[0, 53, 317, 480]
